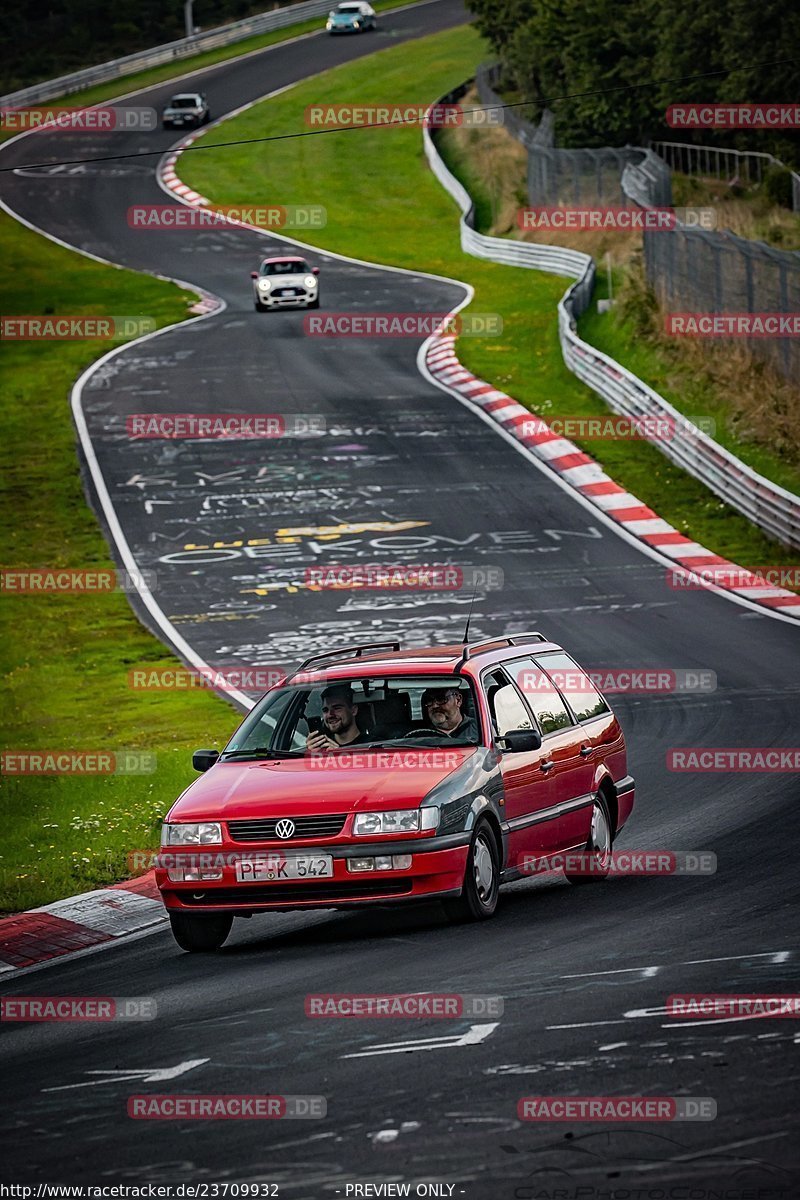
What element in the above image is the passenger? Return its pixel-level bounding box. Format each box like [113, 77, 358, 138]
[306, 684, 369, 751]
[421, 687, 478, 742]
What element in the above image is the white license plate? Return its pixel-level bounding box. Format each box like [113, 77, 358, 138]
[235, 854, 333, 882]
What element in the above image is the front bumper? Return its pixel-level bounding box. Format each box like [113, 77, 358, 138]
[255, 287, 317, 308]
[156, 836, 469, 913]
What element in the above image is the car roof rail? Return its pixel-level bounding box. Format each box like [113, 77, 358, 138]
[293, 640, 403, 677]
[456, 632, 548, 669]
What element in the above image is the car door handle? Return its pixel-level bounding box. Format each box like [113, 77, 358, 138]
[540, 759, 555, 772]
[579, 745, 593, 757]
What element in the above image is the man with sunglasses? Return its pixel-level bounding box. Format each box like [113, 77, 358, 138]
[421, 686, 479, 743]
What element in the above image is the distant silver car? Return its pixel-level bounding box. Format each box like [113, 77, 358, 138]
[251, 256, 320, 311]
[326, 1, 376, 32]
[162, 93, 210, 130]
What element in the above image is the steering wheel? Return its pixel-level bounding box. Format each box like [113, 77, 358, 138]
[394, 728, 441, 740]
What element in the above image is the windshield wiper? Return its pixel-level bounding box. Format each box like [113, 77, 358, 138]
[220, 749, 300, 760]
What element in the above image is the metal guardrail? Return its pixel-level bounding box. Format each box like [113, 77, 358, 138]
[1, 0, 335, 107]
[652, 141, 800, 213]
[423, 84, 800, 550]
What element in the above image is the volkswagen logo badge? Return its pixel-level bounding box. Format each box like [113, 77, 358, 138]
[275, 819, 295, 839]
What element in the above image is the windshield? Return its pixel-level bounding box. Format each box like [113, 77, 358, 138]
[170, 96, 201, 108]
[220, 675, 480, 760]
[259, 260, 310, 276]
[337, 4, 362, 11]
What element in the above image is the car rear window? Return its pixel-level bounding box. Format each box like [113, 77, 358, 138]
[504, 658, 572, 734]
[535, 652, 609, 723]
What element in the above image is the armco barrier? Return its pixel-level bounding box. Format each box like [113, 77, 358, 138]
[424, 83, 800, 550]
[1, 0, 335, 107]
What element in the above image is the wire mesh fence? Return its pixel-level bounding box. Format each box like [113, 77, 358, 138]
[652, 141, 800, 212]
[476, 64, 800, 384]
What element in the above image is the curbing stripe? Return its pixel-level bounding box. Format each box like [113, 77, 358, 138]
[422, 333, 800, 620]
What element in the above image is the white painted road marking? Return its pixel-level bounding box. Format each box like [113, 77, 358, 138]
[43, 1058, 208, 1091]
[341, 1023, 498, 1058]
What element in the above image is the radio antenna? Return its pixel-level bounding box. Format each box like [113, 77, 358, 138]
[461, 579, 479, 645]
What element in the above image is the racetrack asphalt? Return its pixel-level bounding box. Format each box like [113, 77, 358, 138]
[1, 1, 799, 1190]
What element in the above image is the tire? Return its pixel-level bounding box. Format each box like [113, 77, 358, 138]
[565, 792, 613, 884]
[307, 295, 320, 309]
[444, 818, 500, 922]
[254, 298, 267, 312]
[169, 912, 233, 952]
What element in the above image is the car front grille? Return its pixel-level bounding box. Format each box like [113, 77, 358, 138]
[227, 814, 348, 842]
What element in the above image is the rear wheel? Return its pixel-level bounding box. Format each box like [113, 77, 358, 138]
[169, 912, 233, 952]
[444, 819, 499, 922]
[565, 793, 613, 884]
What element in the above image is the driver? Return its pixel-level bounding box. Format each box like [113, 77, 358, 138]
[421, 686, 478, 742]
[306, 684, 369, 752]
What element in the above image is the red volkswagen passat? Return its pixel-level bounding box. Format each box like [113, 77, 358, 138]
[156, 634, 635, 951]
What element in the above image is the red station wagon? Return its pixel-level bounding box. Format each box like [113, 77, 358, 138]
[157, 635, 635, 951]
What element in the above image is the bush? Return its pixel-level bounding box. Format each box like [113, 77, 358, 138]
[763, 167, 795, 211]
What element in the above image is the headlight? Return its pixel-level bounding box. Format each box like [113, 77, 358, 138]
[353, 809, 439, 835]
[162, 822, 223, 845]
[304, 275, 317, 289]
[258, 279, 271, 290]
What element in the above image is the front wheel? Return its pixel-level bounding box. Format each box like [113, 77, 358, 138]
[444, 819, 500, 922]
[307, 295, 320, 309]
[565, 793, 613, 884]
[254, 297, 267, 312]
[169, 911, 233, 952]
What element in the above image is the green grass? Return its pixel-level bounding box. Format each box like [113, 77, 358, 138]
[181, 25, 799, 570]
[0, 0, 418, 129]
[0, 213, 237, 911]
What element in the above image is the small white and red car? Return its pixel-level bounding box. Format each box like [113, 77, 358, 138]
[250, 256, 320, 311]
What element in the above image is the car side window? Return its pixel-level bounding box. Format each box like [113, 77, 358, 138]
[505, 657, 572, 734]
[484, 672, 534, 736]
[536, 652, 609, 723]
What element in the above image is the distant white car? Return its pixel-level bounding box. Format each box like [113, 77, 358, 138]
[162, 93, 210, 129]
[326, 1, 377, 32]
[251, 256, 320, 311]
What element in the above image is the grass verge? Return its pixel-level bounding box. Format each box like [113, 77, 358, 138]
[0, 214, 237, 912]
[0, 0, 419, 123]
[181, 25, 799, 572]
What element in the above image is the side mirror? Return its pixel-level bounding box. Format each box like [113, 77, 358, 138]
[498, 729, 542, 753]
[192, 749, 220, 772]
[250, 271, 258, 279]
[312, 267, 320, 275]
